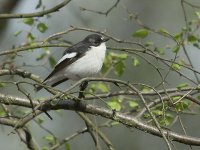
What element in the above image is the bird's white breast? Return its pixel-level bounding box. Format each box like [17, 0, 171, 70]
[64, 42, 107, 80]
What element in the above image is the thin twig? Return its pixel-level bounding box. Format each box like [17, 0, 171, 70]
[80, 0, 120, 16]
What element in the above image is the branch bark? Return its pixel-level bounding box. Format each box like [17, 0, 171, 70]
[0, 93, 200, 146]
[0, 0, 71, 19]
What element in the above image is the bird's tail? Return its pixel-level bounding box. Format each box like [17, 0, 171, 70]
[35, 84, 44, 92]
[35, 77, 69, 92]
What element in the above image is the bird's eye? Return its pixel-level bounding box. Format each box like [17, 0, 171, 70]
[94, 41, 99, 44]
[93, 40, 100, 45]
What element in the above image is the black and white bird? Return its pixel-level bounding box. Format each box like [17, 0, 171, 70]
[36, 34, 109, 91]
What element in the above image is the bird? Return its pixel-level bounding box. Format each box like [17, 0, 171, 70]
[36, 34, 109, 91]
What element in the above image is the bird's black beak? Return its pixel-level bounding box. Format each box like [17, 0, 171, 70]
[102, 37, 109, 42]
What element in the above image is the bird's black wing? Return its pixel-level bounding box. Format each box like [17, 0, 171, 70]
[63, 40, 89, 55]
[43, 42, 90, 83]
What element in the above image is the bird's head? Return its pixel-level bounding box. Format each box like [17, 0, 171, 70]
[83, 34, 109, 46]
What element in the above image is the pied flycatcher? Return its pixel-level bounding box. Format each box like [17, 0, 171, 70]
[36, 34, 109, 91]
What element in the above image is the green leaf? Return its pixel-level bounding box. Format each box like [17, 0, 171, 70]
[43, 135, 54, 143]
[132, 57, 140, 67]
[141, 86, 152, 93]
[172, 63, 181, 71]
[110, 121, 119, 126]
[14, 30, 23, 37]
[37, 23, 48, 33]
[0, 109, 5, 116]
[160, 113, 174, 126]
[107, 100, 121, 111]
[42, 147, 49, 150]
[97, 82, 109, 92]
[175, 100, 191, 111]
[36, 117, 44, 124]
[43, 47, 49, 52]
[188, 35, 198, 43]
[110, 53, 128, 60]
[144, 42, 153, 47]
[195, 11, 200, 19]
[49, 56, 56, 68]
[65, 143, 71, 150]
[176, 83, 188, 90]
[101, 63, 109, 74]
[23, 18, 34, 25]
[143, 113, 150, 118]
[128, 101, 139, 108]
[36, 53, 46, 61]
[87, 84, 97, 93]
[27, 32, 35, 42]
[174, 32, 183, 41]
[159, 28, 169, 35]
[0, 82, 6, 88]
[133, 28, 149, 38]
[172, 45, 180, 53]
[172, 96, 181, 101]
[117, 53, 128, 59]
[101, 53, 112, 74]
[114, 61, 125, 76]
[154, 47, 164, 55]
[152, 110, 163, 116]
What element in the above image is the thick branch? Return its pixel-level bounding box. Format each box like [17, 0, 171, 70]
[0, 43, 70, 56]
[0, 93, 200, 146]
[0, 0, 71, 19]
[0, 69, 42, 83]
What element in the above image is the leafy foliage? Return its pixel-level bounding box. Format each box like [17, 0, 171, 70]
[132, 57, 140, 66]
[37, 23, 48, 33]
[107, 98, 121, 111]
[133, 28, 149, 38]
[23, 18, 34, 25]
[102, 52, 128, 76]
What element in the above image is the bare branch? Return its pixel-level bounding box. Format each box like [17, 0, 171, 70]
[0, 82, 200, 146]
[80, 0, 120, 16]
[0, 69, 42, 83]
[0, 0, 71, 19]
[0, 43, 70, 56]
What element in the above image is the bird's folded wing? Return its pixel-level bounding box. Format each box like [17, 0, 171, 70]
[43, 52, 85, 82]
[43, 42, 90, 82]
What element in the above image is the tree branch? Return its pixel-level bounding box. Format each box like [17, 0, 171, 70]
[80, 0, 120, 16]
[0, 43, 70, 56]
[0, 0, 71, 19]
[0, 93, 200, 146]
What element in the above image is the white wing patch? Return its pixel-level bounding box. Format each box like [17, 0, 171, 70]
[56, 52, 77, 65]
